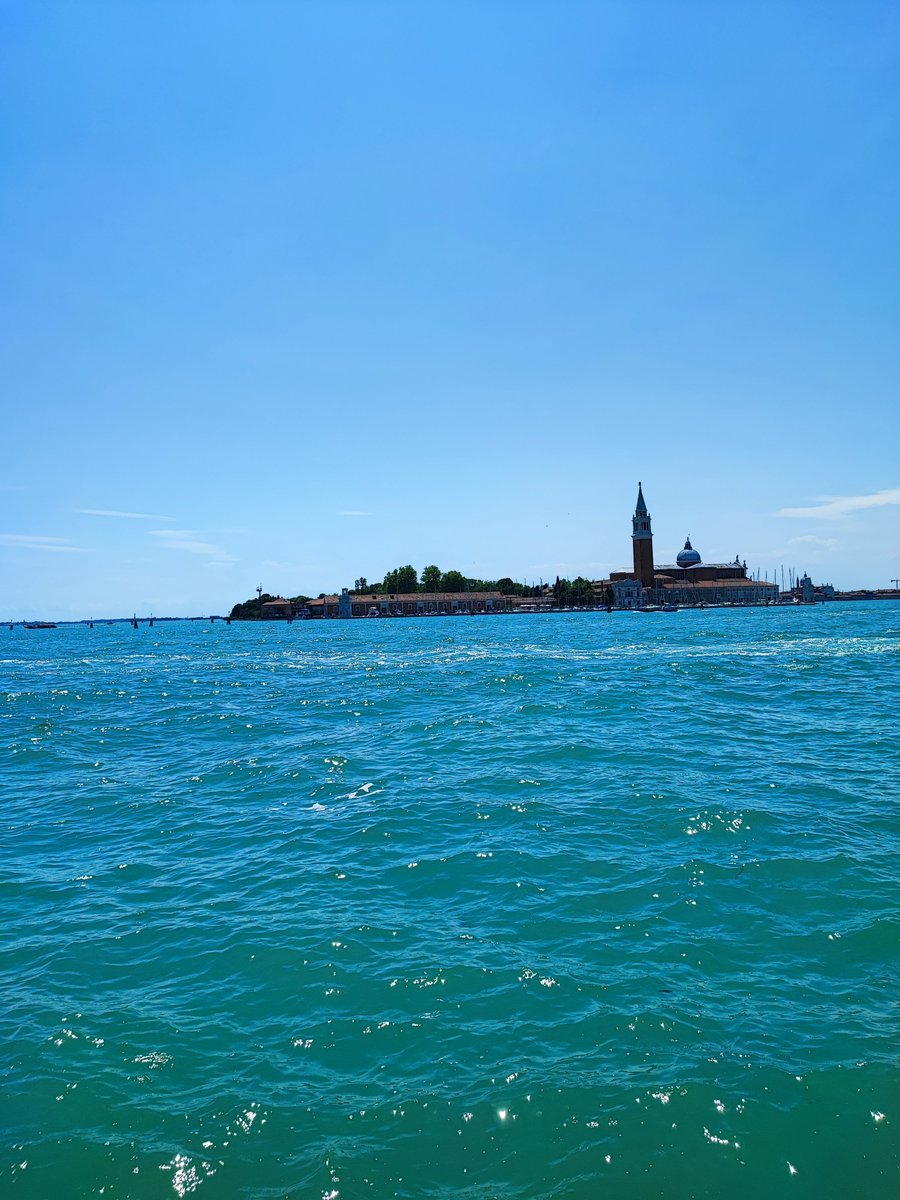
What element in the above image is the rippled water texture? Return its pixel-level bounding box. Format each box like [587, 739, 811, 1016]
[2, 605, 898, 1198]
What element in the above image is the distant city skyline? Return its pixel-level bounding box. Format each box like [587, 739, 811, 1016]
[1, 2, 898, 619]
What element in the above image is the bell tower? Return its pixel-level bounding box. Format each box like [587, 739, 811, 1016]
[632, 482, 655, 587]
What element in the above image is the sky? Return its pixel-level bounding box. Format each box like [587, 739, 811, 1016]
[1, 0, 898, 618]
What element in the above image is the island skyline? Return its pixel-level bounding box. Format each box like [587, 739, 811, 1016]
[8, 481, 900, 624]
[3, 478, 900, 623]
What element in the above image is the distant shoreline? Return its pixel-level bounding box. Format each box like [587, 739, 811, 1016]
[4, 594, 899, 627]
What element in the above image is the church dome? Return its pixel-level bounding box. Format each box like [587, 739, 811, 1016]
[676, 537, 701, 568]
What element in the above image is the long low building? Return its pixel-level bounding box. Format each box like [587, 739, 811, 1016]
[306, 590, 512, 618]
[260, 598, 302, 619]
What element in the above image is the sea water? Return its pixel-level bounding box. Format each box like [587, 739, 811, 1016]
[2, 604, 898, 1199]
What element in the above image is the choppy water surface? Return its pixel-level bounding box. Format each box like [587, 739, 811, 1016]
[2, 605, 898, 1198]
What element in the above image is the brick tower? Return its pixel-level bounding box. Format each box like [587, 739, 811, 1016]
[632, 482, 655, 587]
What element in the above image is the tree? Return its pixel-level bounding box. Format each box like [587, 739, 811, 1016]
[396, 564, 418, 593]
[440, 569, 466, 592]
[229, 592, 275, 620]
[495, 577, 524, 596]
[382, 564, 418, 594]
[570, 576, 595, 606]
[552, 576, 595, 607]
[421, 564, 441, 593]
[353, 577, 369, 593]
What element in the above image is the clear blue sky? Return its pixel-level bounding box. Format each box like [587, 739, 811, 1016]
[1, 1, 898, 618]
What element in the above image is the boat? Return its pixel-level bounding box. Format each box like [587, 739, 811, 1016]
[24, 621, 57, 629]
[662, 603, 678, 612]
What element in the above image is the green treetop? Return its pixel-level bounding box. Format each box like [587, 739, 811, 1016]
[420, 564, 441, 592]
[382, 564, 418, 593]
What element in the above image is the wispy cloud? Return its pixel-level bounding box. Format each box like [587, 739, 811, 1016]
[0, 534, 84, 553]
[149, 530, 235, 562]
[75, 508, 177, 521]
[338, 510, 374, 518]
[788, 535, 838, 547]
[779, 488, 900, 520]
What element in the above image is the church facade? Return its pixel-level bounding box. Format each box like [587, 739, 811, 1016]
[600, 484, 779, 607]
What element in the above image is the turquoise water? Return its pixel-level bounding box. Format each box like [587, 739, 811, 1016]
[2, 605, 898, 1199]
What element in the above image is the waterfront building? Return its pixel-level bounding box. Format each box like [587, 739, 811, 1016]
[508, 592, 556, 613]
[611, 579, 643, 609]
[783, 576, 837, 602]
[306, 590, 511, 618]
[260, 598, 302, 619]
[599, 484, 779, 606]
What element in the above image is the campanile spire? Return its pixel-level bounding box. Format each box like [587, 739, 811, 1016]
[632, 481, 655, 587]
